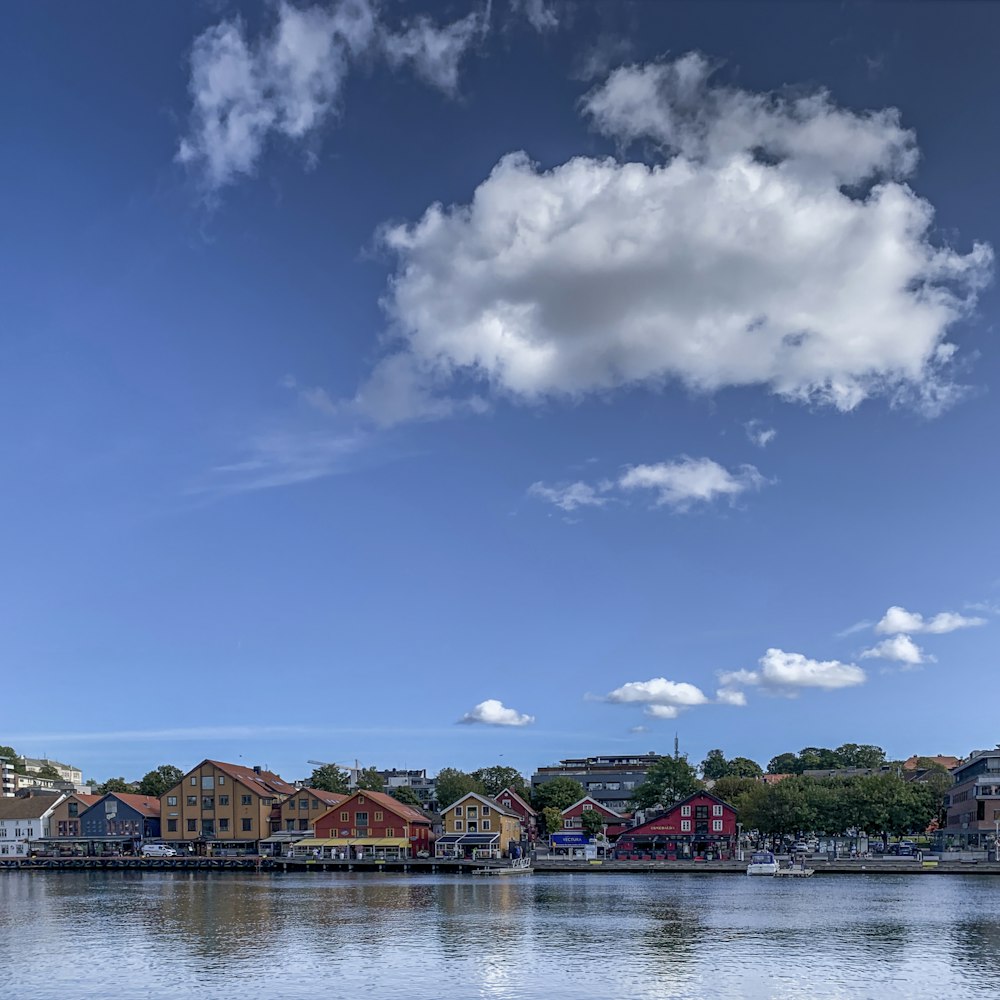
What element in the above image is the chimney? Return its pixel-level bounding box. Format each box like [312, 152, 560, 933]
[253, 765, 262, 775]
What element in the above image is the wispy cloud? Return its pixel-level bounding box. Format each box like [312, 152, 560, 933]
[192, 427, 368, 497]
[745, 419, 777, 448]
[836, 619, 874, 638]
[875, 605, 987, 635]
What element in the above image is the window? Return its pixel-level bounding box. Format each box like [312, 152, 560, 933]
[455, 806, 463, 817]
[218, 776, 225, 785]
[167, 796, 177, 807]
[712, 805, 723, 817]
[681, 820, 691, 832]
[311, 799, 319, 810]
[202, 776, 214, 789]
[355, 812, 369, 827]
[483, 820, 491, 830]
[190, 777, 197, 785]
[482, 806, 490, 815]
[219, 795, 228, 806]
[375, 811, 383, 822]
[187, 796, 197, 806]
[341, 811, 349, 822]
[502, 799, 511, 808]
[712, 820, 723, 832]
[358, 796, 365, 804]
[468, 806, 477, 817]
[187, 819, 197, 832]
[68, 803, 78, 817]
[582, 804, 593, 811]
[241, 795, 252, 806]
[454, 820, 463, 831]
[202, 820, 214, 836]
[385, 827, 394, 837]
[167, 819, 177, 833]
[202, 797, 214, 809]
[219, 818, 229, 832]
[299, 820, 309, 831]
[681, 805, 691, 816]
[241, 818, 252, 832]
[300, 799, 308, 810]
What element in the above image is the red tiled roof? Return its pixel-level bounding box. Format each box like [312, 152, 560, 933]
[292, 788, 346, 806]
[71, 794, 103, 808]
[341, 789, 430, 824]
[902, 755, 962, 771]
[206, 760, 297, 797]
[108, 793, 161, 817]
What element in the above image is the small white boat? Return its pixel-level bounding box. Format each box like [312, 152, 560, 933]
[473, 857, 533, 876]
[746, 851, 779, 876]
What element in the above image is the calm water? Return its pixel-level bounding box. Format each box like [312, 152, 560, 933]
[5, 871, 1000, 999]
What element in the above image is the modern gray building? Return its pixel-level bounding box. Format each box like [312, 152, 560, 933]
[531, 753, 666, 812]
[379, 769, 438, 811]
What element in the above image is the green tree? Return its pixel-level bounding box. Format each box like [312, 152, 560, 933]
[470, 765, 530, 800]
[767, 753, 800, 775]
[711, 776, 760, 814]
[541, 806, 564, 836]
[138, 765, 184, 799]
[836, 744, 887, 769]
[700, 749, 728, 780]
[435, 768, 484, 808]
[96, 777, 132, 794]
[631, 756, 700, 810]
[310, 764, 350, 794]
[0, 747, 26, 774]
[389, 786, 422, 808]
[36, 764, 62, 780]
[797, 747, 840, 771]
[355, 767, 384, 792]
[532, 777, 585, 812]
[726, 756, 763, 778]
[580, 809, 606, 839]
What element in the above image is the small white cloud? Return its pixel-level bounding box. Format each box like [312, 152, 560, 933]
[645, 704, 681, 719]
[861, 634, 933, 667]
[528, 480, 609, 512]
[459, 699, 535, 727]
[722, 649, 866, 692]
[715, 687, 747, 706]
[604, 678, 709, 707]
[628, 725, 648, 734]
[618, 457, 765, 509]
[745, 420, 777, 448]
[381, 10, 486, 95]
[836, 619, 874, 638]
[875, 605, 987, 635]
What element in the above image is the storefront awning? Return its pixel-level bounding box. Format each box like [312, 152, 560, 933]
[295, 837, 411, 849]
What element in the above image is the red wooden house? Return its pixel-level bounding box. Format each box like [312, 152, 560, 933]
[613, 791, 737, 860]
[560, 796, 630, 837]
[305, 789, 434, 859]
[495, 786, 538, 843]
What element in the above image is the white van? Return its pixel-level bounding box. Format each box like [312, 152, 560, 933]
[141, 844, 178, 857]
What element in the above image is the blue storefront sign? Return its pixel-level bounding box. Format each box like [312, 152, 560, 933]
[550, 833, 590, 846]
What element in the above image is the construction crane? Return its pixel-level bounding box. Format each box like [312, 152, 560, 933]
[307, 759, 363, 788]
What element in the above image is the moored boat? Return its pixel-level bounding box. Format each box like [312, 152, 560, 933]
[746, 851, 779, 876]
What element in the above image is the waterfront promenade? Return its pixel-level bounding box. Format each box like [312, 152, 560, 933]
[4, 854, 1000, 875]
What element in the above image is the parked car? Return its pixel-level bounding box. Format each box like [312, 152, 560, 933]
[790, 841, 809, 854]
[416, 850, 430, 859]
[141, 844, 178, 857]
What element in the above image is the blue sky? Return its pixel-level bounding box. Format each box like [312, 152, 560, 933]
[3, 1, 999, 784]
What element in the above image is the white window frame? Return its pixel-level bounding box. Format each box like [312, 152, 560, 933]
[681, 805, 691, 817]
[712, 804, 723, 817]
[454, 820, 463, 831]
[712, 819, 723, 832]
[681, 819, 691, 832]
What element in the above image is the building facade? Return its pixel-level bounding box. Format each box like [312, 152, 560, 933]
[613, 791, 738, 860]
[531, 753, 665, 812]
[50, 793, 103, 837]
[79, 793, 161, 841]
[160, 760, 297, 851]
[294, 789, 434, 859]
[278, 788, 345, 833]
[18, 757, 84, 787]
[495, 786, 537, 843]
[0, 758, 14, 798]
[0, 792, 65, 857]
[436, 793, 522, 859]
[941, 750, 1000, 848]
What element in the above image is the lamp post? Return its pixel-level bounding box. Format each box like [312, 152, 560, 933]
[737, 822, 743, 862]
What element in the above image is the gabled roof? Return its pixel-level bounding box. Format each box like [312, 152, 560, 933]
[65, 793, 102, 808]
[497, 786, 536, 816]
[443, 792, 520, 818]
[0, 794, 65, 820]
[324, 789, 431, 825]
[107, 793, 161, 817]
[289, 788, 345, 807]
[203, 760, 297, 797]
[902, 754, 962, 771]
[561, 796, 624, 818]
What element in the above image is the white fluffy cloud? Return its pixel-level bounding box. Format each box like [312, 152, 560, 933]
[715, 687, 747, 706]
[359, 53, 990, 423]
[604, 678, 709, 720]
[618, 457, 764, 509]
[178, 1, 483, 189]
[861, 634, 933, 667]
[529, 456, 765, 514]
[875, 605, 987, 635]
[721, 648, 866, 692]
[459, 699, 535, 727]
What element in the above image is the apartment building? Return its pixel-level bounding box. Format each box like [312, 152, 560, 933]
[531, 753, 666, 812]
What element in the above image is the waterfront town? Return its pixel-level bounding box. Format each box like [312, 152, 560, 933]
[2, 745, 998, 866]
